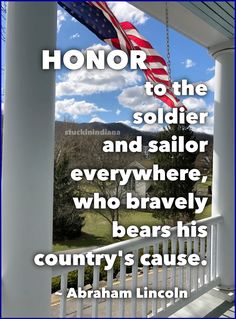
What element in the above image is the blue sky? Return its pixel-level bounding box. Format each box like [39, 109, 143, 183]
[2, 2, 215, 134]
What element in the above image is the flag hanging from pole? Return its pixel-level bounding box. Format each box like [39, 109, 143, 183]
[58, 1, 182, 109]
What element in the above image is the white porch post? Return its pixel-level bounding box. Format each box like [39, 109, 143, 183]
[210, 40, 235, 291]
[2, 2, 57, 317]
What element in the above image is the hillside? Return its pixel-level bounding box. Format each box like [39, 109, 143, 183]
[55, 121, 213, 170]
[55, 120, 213, 143]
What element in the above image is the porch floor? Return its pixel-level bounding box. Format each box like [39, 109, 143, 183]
[170, 290, 234, 318]
[51, 287, 234, 318]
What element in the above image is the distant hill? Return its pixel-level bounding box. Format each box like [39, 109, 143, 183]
[55, 120, 213, 144]
[55, 121, 213, 170]
[56, 121, 146, 136]
[1, 118, 213, 170]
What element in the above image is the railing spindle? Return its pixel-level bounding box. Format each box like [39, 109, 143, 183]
[193, 237, 199, 292]
[106, 268, 113, 317]
[206, 225, 212, 283]
[92, 265, 100, 318]
[161, 240, 168, 311]
[142, 246, 149, 317]
[59, 272, 68, 318]
[170, 238, 177, 305]
[152, 243, 159, 316]
[77, 266, 85, 317]
[215, 223, 219, 278]
[212, 223, 217, 280]
[178, 238, 184, 290]
[119, 255, 126, 317]
[199, 237, 205, 288]
[131, 249, 138, 318]
[186, 239, 192, 293]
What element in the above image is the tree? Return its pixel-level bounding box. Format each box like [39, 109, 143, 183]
[90, 178, 126, 225]
[77, 135, 135, 227]
[151, 121, 198, 224]
[53, 143, 85, 241]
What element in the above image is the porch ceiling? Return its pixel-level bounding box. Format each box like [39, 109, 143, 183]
[129, 1, 235, 49]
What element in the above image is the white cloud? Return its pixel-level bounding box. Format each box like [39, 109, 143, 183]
[182, 97, 206, 110]
[116, 109, 121, 115]
[118, 120, 162, 133]
[205, 76, 215, 92]
[193, 76, 215, 92]
[118, 85, 162, 112]
[139, 123, 162, 132]
[182, 59, 196, 69]
[57, 9, 66, 33]
[57, 68, 141, 97]
[89, 117, 106, 123]
[86, 43, 111, 52]
[182, 98, 214, 134]
[207, 66, 215, 72]
[55, 99, 108, 120]
[182, 97, 214, 114]
[118, 120, 132, 126]
[70, 33, 80, 40]
[107, 2, 148, 25]
[56, 44, 141, 97]
[192, 120, 214, 135]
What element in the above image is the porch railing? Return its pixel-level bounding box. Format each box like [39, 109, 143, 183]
[52, 216, 222, 318]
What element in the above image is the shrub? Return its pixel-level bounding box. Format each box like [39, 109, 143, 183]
[53, 153, 85, 241]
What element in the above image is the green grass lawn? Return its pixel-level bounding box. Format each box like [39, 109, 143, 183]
[196, 203, 212, 220]
[53, 203, 212, 251]
[195, 175, 212, 189]
[53, 210, 158, 251]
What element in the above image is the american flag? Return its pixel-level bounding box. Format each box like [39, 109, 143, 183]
[58, 1, 182, 108]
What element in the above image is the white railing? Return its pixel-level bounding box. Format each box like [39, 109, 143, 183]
[51, 216, 223, 318]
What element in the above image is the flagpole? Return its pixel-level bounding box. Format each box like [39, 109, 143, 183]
[2, 2, 57, 316]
